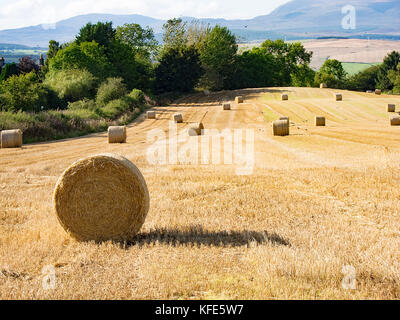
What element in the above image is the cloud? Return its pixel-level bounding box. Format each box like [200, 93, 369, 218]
[0, 0, 290, 30]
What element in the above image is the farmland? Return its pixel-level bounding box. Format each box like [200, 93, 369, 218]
[1, 87, 400, 299]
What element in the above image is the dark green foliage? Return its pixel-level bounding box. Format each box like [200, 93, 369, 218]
[154, 46, 203, 94]
[376, 51, 400, 90]
[315, 59, 347, 89]
[0, 62, 19, 82]
[96, 77, 128, 106]
[347, 65, 380, 92]
[76, 22, 116, 51]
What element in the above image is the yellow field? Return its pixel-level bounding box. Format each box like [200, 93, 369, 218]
[1, 87, 400, 299]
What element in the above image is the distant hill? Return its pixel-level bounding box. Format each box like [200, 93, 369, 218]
[0, 0, 399, 47]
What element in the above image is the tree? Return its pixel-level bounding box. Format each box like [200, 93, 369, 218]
[376, 51, 400, 91]
[17, 56, 40, 74]
[199, 26, 238, 90]
[186, 20, 211, 50]
[387, 63, 400, 94]
[0, 63, 19, 82]
[347, 65, 379, 92]
[116, 23, 158, 59]
[154, 46, 203, 94]
[315, 59, 347, 88]
[75, 22, 116, 51]
[162, 18, 187, 50]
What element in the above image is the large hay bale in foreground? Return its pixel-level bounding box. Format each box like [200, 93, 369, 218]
[235, 96, 244, 104]
[188, 122, 204, 136]
[108, 126, 126, 144]
[315, 116, 326, 126]
[375, 89, 382, 95]
[223, 103, 231, 110]
[273, 120, 289, 136]
[281, 94, 288, 101]
[390, 116, 400, 126]
[0, 129, 23, 148]
[320, 83, 328, 89]
[53, 153, 150, 242]
[147, 111, 156, 119]
[280, 117, 290, 125]
[335, 93, 342, 101]
[387, 104, 396, 113]
[173, 113, 183, 123]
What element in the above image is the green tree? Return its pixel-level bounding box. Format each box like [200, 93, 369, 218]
[75, 22, 116, 51]
[387, 63, 400, 94]
[116, 23, 158, 59]
[376, 51, 400, 91]
[96, 77, 128, 106]
[315, 59, 347, 88]
[347, 65, 379, 92]
[154, 46, 203, 94]
[199, 26, 238, 90]
[0, 63, 19, 82]
[162, 18, 187, 50]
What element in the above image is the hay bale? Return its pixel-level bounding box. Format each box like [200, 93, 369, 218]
[235, 96, 244, 104]
[315, 116, 326, 126]
[366, 90, 374, 93]
[147, 111, 156, 119]
[108, 126, 126, 144]
[320, 83, 328, 89]
[273, 120, 289, 136]
[0, 129, 22, 148]
[375, 89, 382, 95]
[223, 103, 231, 111]
[279, 117, 290, 125]
[53, 153, 150, 242]
[188, 122, 204, 136]
[281, 94, 288, 101]
[173, 113, 183, 123]
[387, 104, 396, 113]
[335, 93, 342, 101]
[390, 116, 400, 126]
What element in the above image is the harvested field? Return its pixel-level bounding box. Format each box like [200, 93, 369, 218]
[1, 87, 400, 299]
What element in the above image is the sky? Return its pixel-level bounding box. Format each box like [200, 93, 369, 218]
[0, 0, 291, 30]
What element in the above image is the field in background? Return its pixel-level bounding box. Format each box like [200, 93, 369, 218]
[341, 62, 379, 76]
[1, 87, 400, 299]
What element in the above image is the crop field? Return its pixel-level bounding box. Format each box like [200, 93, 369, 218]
[1, 87, 400, 299]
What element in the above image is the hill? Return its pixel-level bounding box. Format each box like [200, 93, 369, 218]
[0, 0, 399, 46]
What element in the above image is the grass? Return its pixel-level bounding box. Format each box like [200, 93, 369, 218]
[342, 62, 380, 76]
[1, 87, 400, 299]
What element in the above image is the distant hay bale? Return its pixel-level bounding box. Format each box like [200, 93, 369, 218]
[390, 116, 400, 126]
[281, 94, 288, 101]
[147, 111, 156, 119]
[53, 153, 150, 242]
[108, 126, 126, 144]
[173, 113, 183, 123]
[335, 93, 342, 101]
[0, 129, 22, 148]
[315, 116, 326, 126]
[273, 120, 289, 136]
[279, 117, 290, 125]
[366, 90, 374, 93]
[320, 83, 328, 89]
[235, 96, 244, 104]
[387, 104, 395, 113]
[223, 103, 231, 110]
[375, 89, 382, 95]
[188, 122, 204, 136]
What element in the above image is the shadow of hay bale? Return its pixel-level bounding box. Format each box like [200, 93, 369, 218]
[127, 226, 290, 248]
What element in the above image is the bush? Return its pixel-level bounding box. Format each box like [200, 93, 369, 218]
[68, 98, 98, 112]
[128, 89, 145, 106]
[96, 77, 128, 106]
[44, 69, 97, 102]
[100, 98, 131, 118]
[0, 63, 19, 82]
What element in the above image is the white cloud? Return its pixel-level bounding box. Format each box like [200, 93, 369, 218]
[0, 0, 290, 30]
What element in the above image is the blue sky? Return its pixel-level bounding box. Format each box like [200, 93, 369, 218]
[0, 0, 291, 30]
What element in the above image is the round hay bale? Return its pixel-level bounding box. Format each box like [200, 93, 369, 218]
[375, 89, 382, 95]
[320, 83, 328, 89]
[335, 93, 342, 101]
[53, 153, 150, 242]
[315, 116, 326, 126]
[273, 120, 289, 136]
[223, 103, 231, 111]
[281, 94, 288, 101]
[173, 113, 183, 123]
[108, 126, 126, 144]
[390, 116, 400, 126]
[1, 129, 23, 148]
[387, 104, 396, 113]
[366, 90, 374, 94]
[147, 111, 156, 119]
[279, 117, 290, 125]
[188, 122, 204, 136]
[235, 96, 244, 104]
